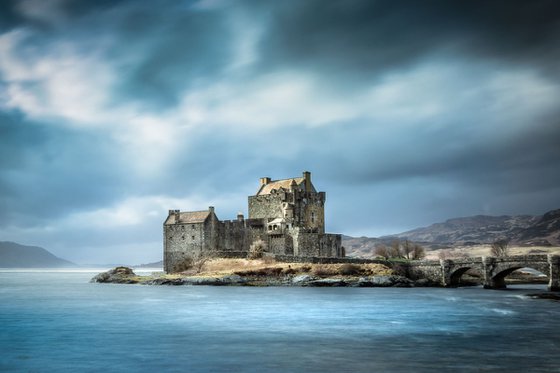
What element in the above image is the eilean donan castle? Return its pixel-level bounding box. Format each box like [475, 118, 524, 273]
[163, 172, 343, 273]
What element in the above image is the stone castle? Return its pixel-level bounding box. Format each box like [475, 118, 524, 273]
[163, 172, 343, 273]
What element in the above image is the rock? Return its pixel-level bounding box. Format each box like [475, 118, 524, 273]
[180, 275, 246, 286]
[292, 275, 313, 285]
[526, 293, 560, 301]
[359, 275, 393, 287]
[308, 278, 348, 287]
[355, 275, 414, 287]
[144, 278, 185, 285]
[390, 275, 414, 287]
[90, 267, 139, 284]
[220, 275, 246, 285]
[414, 278, 438, 287]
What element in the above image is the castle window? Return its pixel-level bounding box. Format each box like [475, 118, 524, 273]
[311, 212, 315, 223]
[191, 235, 195, 240]
[192, 224, 195, 229]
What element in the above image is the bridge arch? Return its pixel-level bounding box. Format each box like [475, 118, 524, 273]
[484, 255, 555, 290]
[490, 266, 548, 289]
[448, 266, 483, 287]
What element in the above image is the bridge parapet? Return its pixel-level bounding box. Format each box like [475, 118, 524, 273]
[406, 255, 559, 291]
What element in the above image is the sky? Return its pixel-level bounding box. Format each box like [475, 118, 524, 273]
[1, 0, 559, 264]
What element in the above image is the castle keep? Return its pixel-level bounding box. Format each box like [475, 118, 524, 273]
[163, 172, 343, 273]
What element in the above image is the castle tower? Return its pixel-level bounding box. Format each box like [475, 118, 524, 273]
[248, 171, 325, 233]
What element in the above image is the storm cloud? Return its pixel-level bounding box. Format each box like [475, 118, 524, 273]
[1, 0, 559, 263]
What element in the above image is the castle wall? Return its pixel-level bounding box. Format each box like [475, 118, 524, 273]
[292, 229, 342, 257]
[268, 234, 294, 255]
[164, 222, 206, 273]
[248, 193, 284, 220]
[220, 220, 251, 252]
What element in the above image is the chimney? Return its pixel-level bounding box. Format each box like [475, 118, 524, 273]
[237, 212, 244, 221]
[303, 171, 311, 191]
[260, 177, 271, 186]
[209, 206, 215, 214]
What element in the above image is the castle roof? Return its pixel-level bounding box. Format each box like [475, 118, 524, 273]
[257, 177, 304, 195]
[165, 210, 210, 225]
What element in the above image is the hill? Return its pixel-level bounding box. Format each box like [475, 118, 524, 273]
[342, 208, 560, 257]
[391, 209, 560, 247]
[0, 241, 75, 268]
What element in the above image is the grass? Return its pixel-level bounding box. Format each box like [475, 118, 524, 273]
[161, 258, 393, 278]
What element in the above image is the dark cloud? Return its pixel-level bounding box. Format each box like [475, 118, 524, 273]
[258, 0, 560, 80]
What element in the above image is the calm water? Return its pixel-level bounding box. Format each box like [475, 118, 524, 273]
[1, 270, 559, 372]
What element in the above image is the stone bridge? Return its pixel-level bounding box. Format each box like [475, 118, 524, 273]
[407, 255, 559, 291]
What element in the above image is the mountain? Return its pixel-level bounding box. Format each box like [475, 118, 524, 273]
[391, 215, 539, 246]
[342, 208, 560, 257]
[0, 241, 75, 268]
[391, 209, 560, 246]
[134, 260, 163, 268]
[515, 209, 560, 246]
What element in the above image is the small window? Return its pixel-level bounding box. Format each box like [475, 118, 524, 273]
[191, 235, 195, 240]
[191, 224, 195, 229]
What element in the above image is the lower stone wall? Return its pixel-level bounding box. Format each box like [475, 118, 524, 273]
[211, 251, 248, 259]
[271, 255, 390, 265]
[292, 231, 342, 257]
[407, 261, 443, 283]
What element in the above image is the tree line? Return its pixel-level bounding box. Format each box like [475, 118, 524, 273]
[374, 239, 426, 260]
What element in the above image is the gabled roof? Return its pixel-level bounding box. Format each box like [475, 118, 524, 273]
[165, 210, 210, 225]
[257, 177, 315, 195]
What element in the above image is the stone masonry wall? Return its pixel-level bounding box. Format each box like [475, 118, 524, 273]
[164, 222, 205, 273]
[248, 194, 284, 220]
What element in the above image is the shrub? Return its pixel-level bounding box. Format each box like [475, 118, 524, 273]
[248, 239, 267, 259]
[301, 265, 312, 273]
[338, 263, 362, 276]
[491, 239, 509, 257]
[283, 266, 297, 275]
[234, 267, 283, 277]
[312, 265, 337, 277]
[174, 256, 194, 273]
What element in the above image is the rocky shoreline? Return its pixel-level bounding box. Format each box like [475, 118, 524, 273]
[90, 266, 438, 287]
[90, 267, 560, 301]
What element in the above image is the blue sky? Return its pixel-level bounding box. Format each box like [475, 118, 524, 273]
[1, 0, 559, 264]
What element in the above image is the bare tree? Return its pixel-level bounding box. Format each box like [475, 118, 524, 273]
[193, 251, 210, 273]
[374, 244, 390, 259]
[174, 251, 210, 274]
[389, 239, 402, 258]
[402, 240, 415, 259]
[411, 244, 426, 260]
[490, 239, 509, 257]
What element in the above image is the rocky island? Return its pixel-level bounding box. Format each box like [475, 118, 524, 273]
[90, 259, 429, 287]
